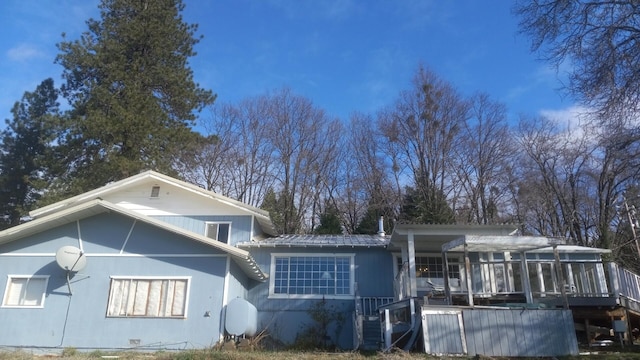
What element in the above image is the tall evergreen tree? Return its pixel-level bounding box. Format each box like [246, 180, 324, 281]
[260, 188, 301, 235]
[399, 185, 455, 224]
[314, 202, 343, 235]
[0, 79, 59, 227]
[54, 0, 214, 194]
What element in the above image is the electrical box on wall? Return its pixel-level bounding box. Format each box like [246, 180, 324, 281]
[613, 320, 627, 333]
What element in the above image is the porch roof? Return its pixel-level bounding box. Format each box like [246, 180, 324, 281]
[388, 223, 520, 251]
[442, 235, 566, 253]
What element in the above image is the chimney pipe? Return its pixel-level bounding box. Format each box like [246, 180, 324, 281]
[377, 216, 385, 236]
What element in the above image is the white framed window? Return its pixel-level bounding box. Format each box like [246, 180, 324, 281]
[394, 253, 462, 291]
[2, 275, 49, 308]
[269, 253, 355, 299]
[205, 222, 231, 243]
[107, 276, 190, 318]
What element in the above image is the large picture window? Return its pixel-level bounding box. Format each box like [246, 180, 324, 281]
[270, 254, 354, 298]
[2, 276, 48, 308]
[107, 277, 190, 318]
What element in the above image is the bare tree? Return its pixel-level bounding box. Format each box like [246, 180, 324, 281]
[339, 113, 401, 233]
[379, 65, 469, 223]
[263, 88, 343, 233]
[514, 0, 640, 117]
[452, 93, 515, 224]
[515, 115, 595, 244]
[178, 99, 277, 207]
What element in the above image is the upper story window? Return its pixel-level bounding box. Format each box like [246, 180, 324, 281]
[2, 275, 49, 308]
[269, 254, 355, 299]
[107, 277, 190, 318]
[205, 222, 231, 243]
[150, 185, 160, 198]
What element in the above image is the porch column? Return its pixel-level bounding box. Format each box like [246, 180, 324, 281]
[553, 245, 569, 309]
[520, 251, 533, 303]
[443, 252, 451, 304]
[464, 242, 474, 306]
[608, 262, 621, 296]
[408, 230, 418, 298]
[400, 244, 409, 300]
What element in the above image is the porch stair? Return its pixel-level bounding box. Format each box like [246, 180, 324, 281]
[361, 316, 381, 351]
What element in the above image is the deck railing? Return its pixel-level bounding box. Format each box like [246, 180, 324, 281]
[392, 257, 640, 305]
[607, 262, 640, 307]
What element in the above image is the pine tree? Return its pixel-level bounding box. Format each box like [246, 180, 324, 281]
[261, 188, 301, 235]
[314, 202, 343, 235]
[399, 185, 455, 224]
[0, 79, 60, 227]
[54, 0, 214, 194]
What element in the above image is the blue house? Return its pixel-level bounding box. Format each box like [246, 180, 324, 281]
[1, 171, 639, 356]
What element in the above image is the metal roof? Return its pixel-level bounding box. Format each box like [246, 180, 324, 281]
[1, 199, 268, 282]
[238, 234, 390, 248]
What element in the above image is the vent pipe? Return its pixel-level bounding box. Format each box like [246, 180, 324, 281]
[377, 216, 385, 236]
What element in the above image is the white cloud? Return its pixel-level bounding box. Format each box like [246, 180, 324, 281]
[540, 105, 595, 142]
[7, 43, 44, 62]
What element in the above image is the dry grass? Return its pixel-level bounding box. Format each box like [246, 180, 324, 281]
[3, 346, 640, 360]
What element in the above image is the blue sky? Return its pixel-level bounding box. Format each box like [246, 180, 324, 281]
[0, 1, 575, 127]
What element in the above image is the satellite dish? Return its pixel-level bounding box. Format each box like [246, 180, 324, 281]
[55, 246, 87, 272]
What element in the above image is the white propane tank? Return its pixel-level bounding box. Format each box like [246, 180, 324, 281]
[225, 298, 258, 336]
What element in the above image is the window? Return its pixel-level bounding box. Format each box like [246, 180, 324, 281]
[396, 255, 461, 289]
[107, 277, 190, 318]
[270, 254, 354, 298]
[2, 276, 48, 308]
[150, 185, 160, 198]
[205, 222, 231, 243]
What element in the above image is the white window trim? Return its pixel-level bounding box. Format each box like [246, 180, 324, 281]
[2, 275, 49, 308]
[205, 221, 232, 243]
[393, 252, 463, 291]
[106, 276, 191, 318]
[268, 253, 355, 300]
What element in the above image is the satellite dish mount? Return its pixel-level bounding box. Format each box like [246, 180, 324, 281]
[55, 246, 87, 295]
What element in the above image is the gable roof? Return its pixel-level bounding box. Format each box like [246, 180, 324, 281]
[3, 199, 268, 281]
[30, 170, 277, 236]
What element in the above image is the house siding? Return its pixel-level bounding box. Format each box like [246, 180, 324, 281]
[0, 212, 229, 350]
[152, 215, 253, 246]
[245, 246, 393, 348]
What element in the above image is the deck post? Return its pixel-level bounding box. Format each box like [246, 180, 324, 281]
[443, 251, 451, 304]
[607, 262, 620, 297]
[464, 242, 473, 306]
[408, 230, 418, 297]
[520, 251, 533, 303]
[383, 308, 392, 349]
[553, 244, 569, 309]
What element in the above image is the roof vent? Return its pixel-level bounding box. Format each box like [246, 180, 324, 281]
[150, 185, 160, 198]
